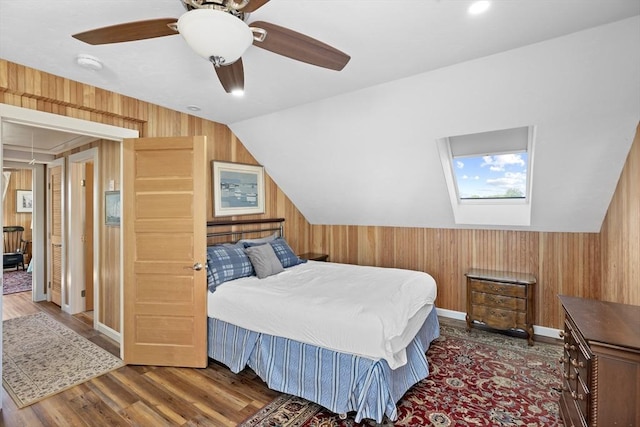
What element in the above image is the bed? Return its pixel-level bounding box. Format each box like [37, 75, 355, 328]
[205, 219, 439, 423]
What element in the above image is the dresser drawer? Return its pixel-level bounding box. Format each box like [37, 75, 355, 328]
[468, 278, 526, 298]
[469, 304, 526, 330]
[560, 384, 588, 427]
[471, 291, 525, 311]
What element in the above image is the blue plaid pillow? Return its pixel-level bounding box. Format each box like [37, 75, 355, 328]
[206, 244, 254, 292]
[269, 238, 307, 268]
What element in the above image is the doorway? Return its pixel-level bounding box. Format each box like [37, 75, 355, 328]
[2, 160, 46, 301]
[68, 149, 98, 319]
[0, 103, 138, 336]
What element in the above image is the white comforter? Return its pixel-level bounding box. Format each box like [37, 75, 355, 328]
[207, 261, 437, 369]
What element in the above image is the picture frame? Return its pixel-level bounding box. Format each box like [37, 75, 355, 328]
[105, 191, 121, 226]
[16, 190, 33, 213]
[212, 161, 265, 217]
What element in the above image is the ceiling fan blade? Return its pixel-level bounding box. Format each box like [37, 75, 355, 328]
[214, 59, 245, 94]
[72, 18, 178, 45]
[242, 0, 270, 13]
[250, 21, 350, 71]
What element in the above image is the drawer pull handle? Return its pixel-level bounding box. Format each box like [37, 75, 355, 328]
[571, 391, 585, 401]
[559, 357, 568, 364]
[564, 343, 576, 351]
[559, 330, 566, 338]
[570, 359, 585, 368]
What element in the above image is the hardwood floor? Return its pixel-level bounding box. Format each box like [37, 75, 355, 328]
[1, 292, 279, 426]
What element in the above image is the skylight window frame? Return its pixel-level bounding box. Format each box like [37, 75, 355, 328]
[437, 126, 536, 227]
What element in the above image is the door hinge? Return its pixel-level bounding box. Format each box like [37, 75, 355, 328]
[48, 281, 51, 289]
[81, 179, 86, 187]
[81, 290, 86, 297]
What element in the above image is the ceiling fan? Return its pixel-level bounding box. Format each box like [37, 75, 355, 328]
[72, 0, 351, 95]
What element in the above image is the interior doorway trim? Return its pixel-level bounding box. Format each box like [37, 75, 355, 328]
[68, 149, 97, 314]
[0, 103, 138, 332]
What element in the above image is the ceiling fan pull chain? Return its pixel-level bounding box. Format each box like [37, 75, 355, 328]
[250, 27, 267, 42]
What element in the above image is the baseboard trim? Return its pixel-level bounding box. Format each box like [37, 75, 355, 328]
[96, 322, 120, 345]
[435, 307, 561, 340]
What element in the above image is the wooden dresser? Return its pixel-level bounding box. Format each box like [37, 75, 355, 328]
[558, 295, 640, 427]
[465, 268, 536, 345]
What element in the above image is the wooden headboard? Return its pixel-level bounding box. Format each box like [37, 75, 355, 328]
[206, 218, 285, 245]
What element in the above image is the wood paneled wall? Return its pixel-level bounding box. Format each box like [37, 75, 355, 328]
[600, 123, 640, 306]
[309, 125, 639, 330]
[1, 60, 637, 333]
[2, 168, 32, 241]
[309, 226, 601, 328]
[1, 60, 310, 334]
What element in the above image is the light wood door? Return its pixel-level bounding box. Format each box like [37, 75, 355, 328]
[49, 164, 63, 306]
[123, 136, 207, 367]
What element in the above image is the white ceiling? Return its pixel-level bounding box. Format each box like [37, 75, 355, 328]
[1, 0, 639, 231]
[1, 121, 98, 163]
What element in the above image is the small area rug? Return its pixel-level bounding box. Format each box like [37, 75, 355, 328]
[241, 320, 563, 426]
[2, 312, 124, 408]
[2, 270, 32, 295]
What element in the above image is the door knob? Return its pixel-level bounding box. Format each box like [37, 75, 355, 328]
[193, 263, 203, 271]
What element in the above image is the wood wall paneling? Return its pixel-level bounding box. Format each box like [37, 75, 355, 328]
[1, 60, 638, 333]
[2, 168, 33, 241]
[1, 60, 310, 335]
[600, 123, 640, 306]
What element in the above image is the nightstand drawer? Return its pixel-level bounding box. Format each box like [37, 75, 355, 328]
[469, 305, 526, 330]
[468, 278, 526, 298]
[471, 291, 525, 311]
[465, 269, 535, 346]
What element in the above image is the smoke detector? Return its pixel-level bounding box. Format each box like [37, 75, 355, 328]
[76, 54, 103, 71]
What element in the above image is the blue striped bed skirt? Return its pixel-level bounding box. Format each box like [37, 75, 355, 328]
[207, 308, 440, 423]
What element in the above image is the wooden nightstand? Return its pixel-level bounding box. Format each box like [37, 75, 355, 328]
[298, 252, 329, 262]
[465, 268, 536, 345]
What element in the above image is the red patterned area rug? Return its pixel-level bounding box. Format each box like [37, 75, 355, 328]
[240, 319, 563, 426]
[2, 269, 32, 295]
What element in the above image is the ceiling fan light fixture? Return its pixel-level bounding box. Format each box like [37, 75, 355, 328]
[178, 9, 253, 65]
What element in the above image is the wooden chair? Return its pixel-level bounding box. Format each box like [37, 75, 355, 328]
[3, 226, 28, 271]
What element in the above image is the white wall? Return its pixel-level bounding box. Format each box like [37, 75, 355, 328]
[231, 17, 640, 232]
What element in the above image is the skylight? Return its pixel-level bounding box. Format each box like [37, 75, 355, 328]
[437, 126, 535, 227]
[453, 152, 528, 200]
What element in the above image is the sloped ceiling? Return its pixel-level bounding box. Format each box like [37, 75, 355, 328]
[231, 16, 640, 232]
[1, 1, 639, 232]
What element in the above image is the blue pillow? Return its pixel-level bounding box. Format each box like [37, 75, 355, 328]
[270, 238, 307, 268]
[244, 238, 307, 269]
[206, 244, 254, 292]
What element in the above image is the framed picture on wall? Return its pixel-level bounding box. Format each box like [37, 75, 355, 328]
[105, 191, 121, 226]
[212, 161, 265, 217]
[16, 190, 33, 213]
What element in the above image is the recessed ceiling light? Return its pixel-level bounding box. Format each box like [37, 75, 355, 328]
[186, 105, 201, 111]
[75, 54, 103, 71]
[468, 1, 491, 15]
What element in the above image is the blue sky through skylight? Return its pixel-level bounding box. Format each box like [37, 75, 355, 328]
[453, 153, 528, 199]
